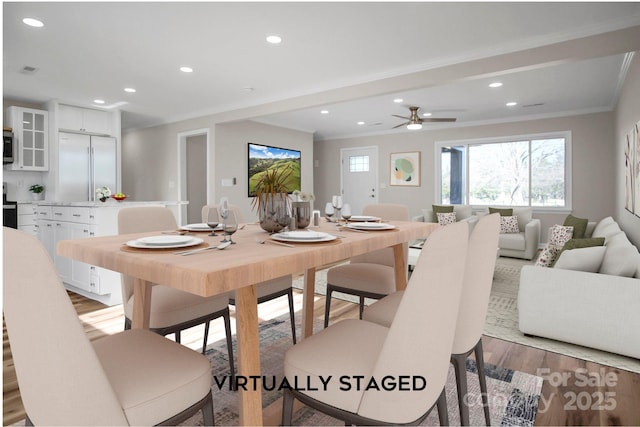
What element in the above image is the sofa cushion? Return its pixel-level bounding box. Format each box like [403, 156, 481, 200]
[554, 246, 606, 273]
[553, 237, 605, 267]
[592, 216, 621, 239]
[599, 231, 640, 277]
[437, 211, 457, 226]
[549, 224, 574, 247]
[501, 232, 526, 251]
[453, 205, 473, 220]
[489, 207, 513, 216]
[535, 244, 559, 267]
[500, 216, 520, 233]
[512, 207, 533, 232]
[563, 214, 589, 239]
[432, 205, 454, 222]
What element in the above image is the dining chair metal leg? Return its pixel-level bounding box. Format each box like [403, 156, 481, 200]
[287, 288, 297, 344]
[437, 388, 449, 426]
[223, 310, 235, 383]
[282, 388, 295, 426]
[474, 339, 491, 426]
[451, 352, 470, 426]
[202, 321, 211, 354]
[323, 287, 334, 328]
[175, 330, 181, 344]
[358, 296, 365, 319]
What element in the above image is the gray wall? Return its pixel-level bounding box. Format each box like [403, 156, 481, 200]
[122, 118, 313, 223]
[615, 54, 640, 247]
[314, 112, 616, 244]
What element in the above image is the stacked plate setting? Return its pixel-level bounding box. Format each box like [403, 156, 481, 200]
[126, 235, 204, 249]
[180, 223, 222, 232]
[345, 222, 396, 231]
[271, 230, 337, 243]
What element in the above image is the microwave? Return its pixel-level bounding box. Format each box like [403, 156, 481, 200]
[3, 129, 13, 164]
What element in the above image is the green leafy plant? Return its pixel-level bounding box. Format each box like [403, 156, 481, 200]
[250, 165, 294, 212]
[28, 184, 44, 194]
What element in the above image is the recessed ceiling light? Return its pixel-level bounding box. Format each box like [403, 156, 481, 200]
[180, 66, 193, 73]
[489, 82, 503, 88]
[393, 98, 403, 103]
[506, 102, 517, 107]
[422, 112, 432, 117]
[357, 121, 365, 126]
[93, 99, 105, 104]
[22, 18, 44, 28]
[124, 87, 136, 93]
[266, 35, 282, 44]
[320, 110, 329, 114]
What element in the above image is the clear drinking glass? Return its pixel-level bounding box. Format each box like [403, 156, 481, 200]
[223, 211, 238, 244]
[277, 205, 291, 233]
[324, 202, 334, 221]
[332, 195, 343, 223]
[341, 203, 352, 222]
[205, 207, 220, 236]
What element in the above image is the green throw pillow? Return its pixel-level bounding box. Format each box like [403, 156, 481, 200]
[563, 214, 589, 239]
[489, 207, 513, 216]
[432, 205, 454, 223]
[552, 237, 605, 267]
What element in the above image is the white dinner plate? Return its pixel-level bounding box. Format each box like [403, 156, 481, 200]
[346, 223, 396, 231]
[180, 223, 222, 231]
[271, 232, 337, 243]
[276, 231, 330, 241]
[348, 215, 381, 222]
[127, 236, 204, 249]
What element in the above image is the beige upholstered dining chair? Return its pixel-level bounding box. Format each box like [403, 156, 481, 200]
[3, 227, 215, 426]
[363, 213, 501, 425]
[118, 206, 235, 380]
[282, 221, 469, 426]
[323, 203, 409, 327]
[202, 204, 297, 343]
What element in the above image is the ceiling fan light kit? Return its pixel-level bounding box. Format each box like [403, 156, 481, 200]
[392, 106, 457, 130]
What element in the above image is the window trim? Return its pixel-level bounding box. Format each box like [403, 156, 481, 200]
[434, 131, 572, 212]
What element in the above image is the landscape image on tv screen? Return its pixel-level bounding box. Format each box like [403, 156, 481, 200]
[248, 143, 301, 197]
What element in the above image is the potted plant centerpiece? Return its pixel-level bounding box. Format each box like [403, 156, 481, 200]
[251, 165, 294, 233]
[28, 184, 44, 201]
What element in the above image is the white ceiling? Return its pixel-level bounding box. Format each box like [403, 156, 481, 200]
[3, 2, 640, 141]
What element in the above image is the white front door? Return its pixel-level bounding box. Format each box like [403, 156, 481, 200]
[341, 146, 378, 215]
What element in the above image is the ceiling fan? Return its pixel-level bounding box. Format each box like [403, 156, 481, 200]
[392, 106, 457, 130]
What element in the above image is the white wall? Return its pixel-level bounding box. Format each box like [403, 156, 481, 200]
[315, 112, 616, 243]
[615, 53, 640, 247]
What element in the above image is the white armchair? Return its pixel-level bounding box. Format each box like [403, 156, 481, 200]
[479, 207, 540, 260]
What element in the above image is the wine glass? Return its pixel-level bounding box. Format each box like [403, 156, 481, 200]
[324, 202, 334, 222]
[223, 211, 238, 244]
[332, 195, 343, 223]
[219, 197, 230, 221]
[205, 206, 220, 236]
[277, 205, 291, 233]
[341, 203, 352, 222]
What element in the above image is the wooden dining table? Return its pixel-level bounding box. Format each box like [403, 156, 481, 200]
[57, 219, 438, 425]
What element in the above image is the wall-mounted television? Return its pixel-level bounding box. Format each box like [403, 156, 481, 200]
[248, 143, 301, 197]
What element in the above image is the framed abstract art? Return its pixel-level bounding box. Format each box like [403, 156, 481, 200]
[390, 151, 420, 186]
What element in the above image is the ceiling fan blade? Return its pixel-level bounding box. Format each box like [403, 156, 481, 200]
[422, 118, 457, 122]
[392, 122, 409, 129]
[391, 115, 410, 120]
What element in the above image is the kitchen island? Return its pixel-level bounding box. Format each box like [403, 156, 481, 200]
[34, 200, 187, 305]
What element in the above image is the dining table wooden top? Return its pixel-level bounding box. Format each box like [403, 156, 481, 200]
[57, 219, 439, 425]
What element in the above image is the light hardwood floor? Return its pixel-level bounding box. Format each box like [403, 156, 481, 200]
[3, 289, 640, 426]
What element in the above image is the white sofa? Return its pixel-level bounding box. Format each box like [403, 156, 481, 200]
[518, 217, 640, 359]
[478, 207, 541, 260]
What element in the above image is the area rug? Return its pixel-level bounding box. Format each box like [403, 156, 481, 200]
[186, 315, 543, 426]
[293, 259, 640, 374]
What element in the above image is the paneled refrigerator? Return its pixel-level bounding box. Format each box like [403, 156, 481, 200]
[58, 132, 117, 201]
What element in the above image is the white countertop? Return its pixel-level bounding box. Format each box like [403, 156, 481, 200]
[20, 200, 188, 207]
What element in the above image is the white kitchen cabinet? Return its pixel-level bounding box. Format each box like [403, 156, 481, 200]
[58, 104, 112, 135]
[36, 204, 122, 305]
[6, 106, 49, 171]
[17, 203, 38, 236]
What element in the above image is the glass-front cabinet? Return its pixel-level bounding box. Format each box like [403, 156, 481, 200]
[6, 106, 49, 171]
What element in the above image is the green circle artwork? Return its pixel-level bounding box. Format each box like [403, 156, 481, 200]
[394, 157, 414, 183]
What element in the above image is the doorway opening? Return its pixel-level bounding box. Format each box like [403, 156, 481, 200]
[177, 128, 211, 225]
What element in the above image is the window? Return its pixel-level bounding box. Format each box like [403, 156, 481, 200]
[437, 132, 571, 209]
[349, 155, 369, 172]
